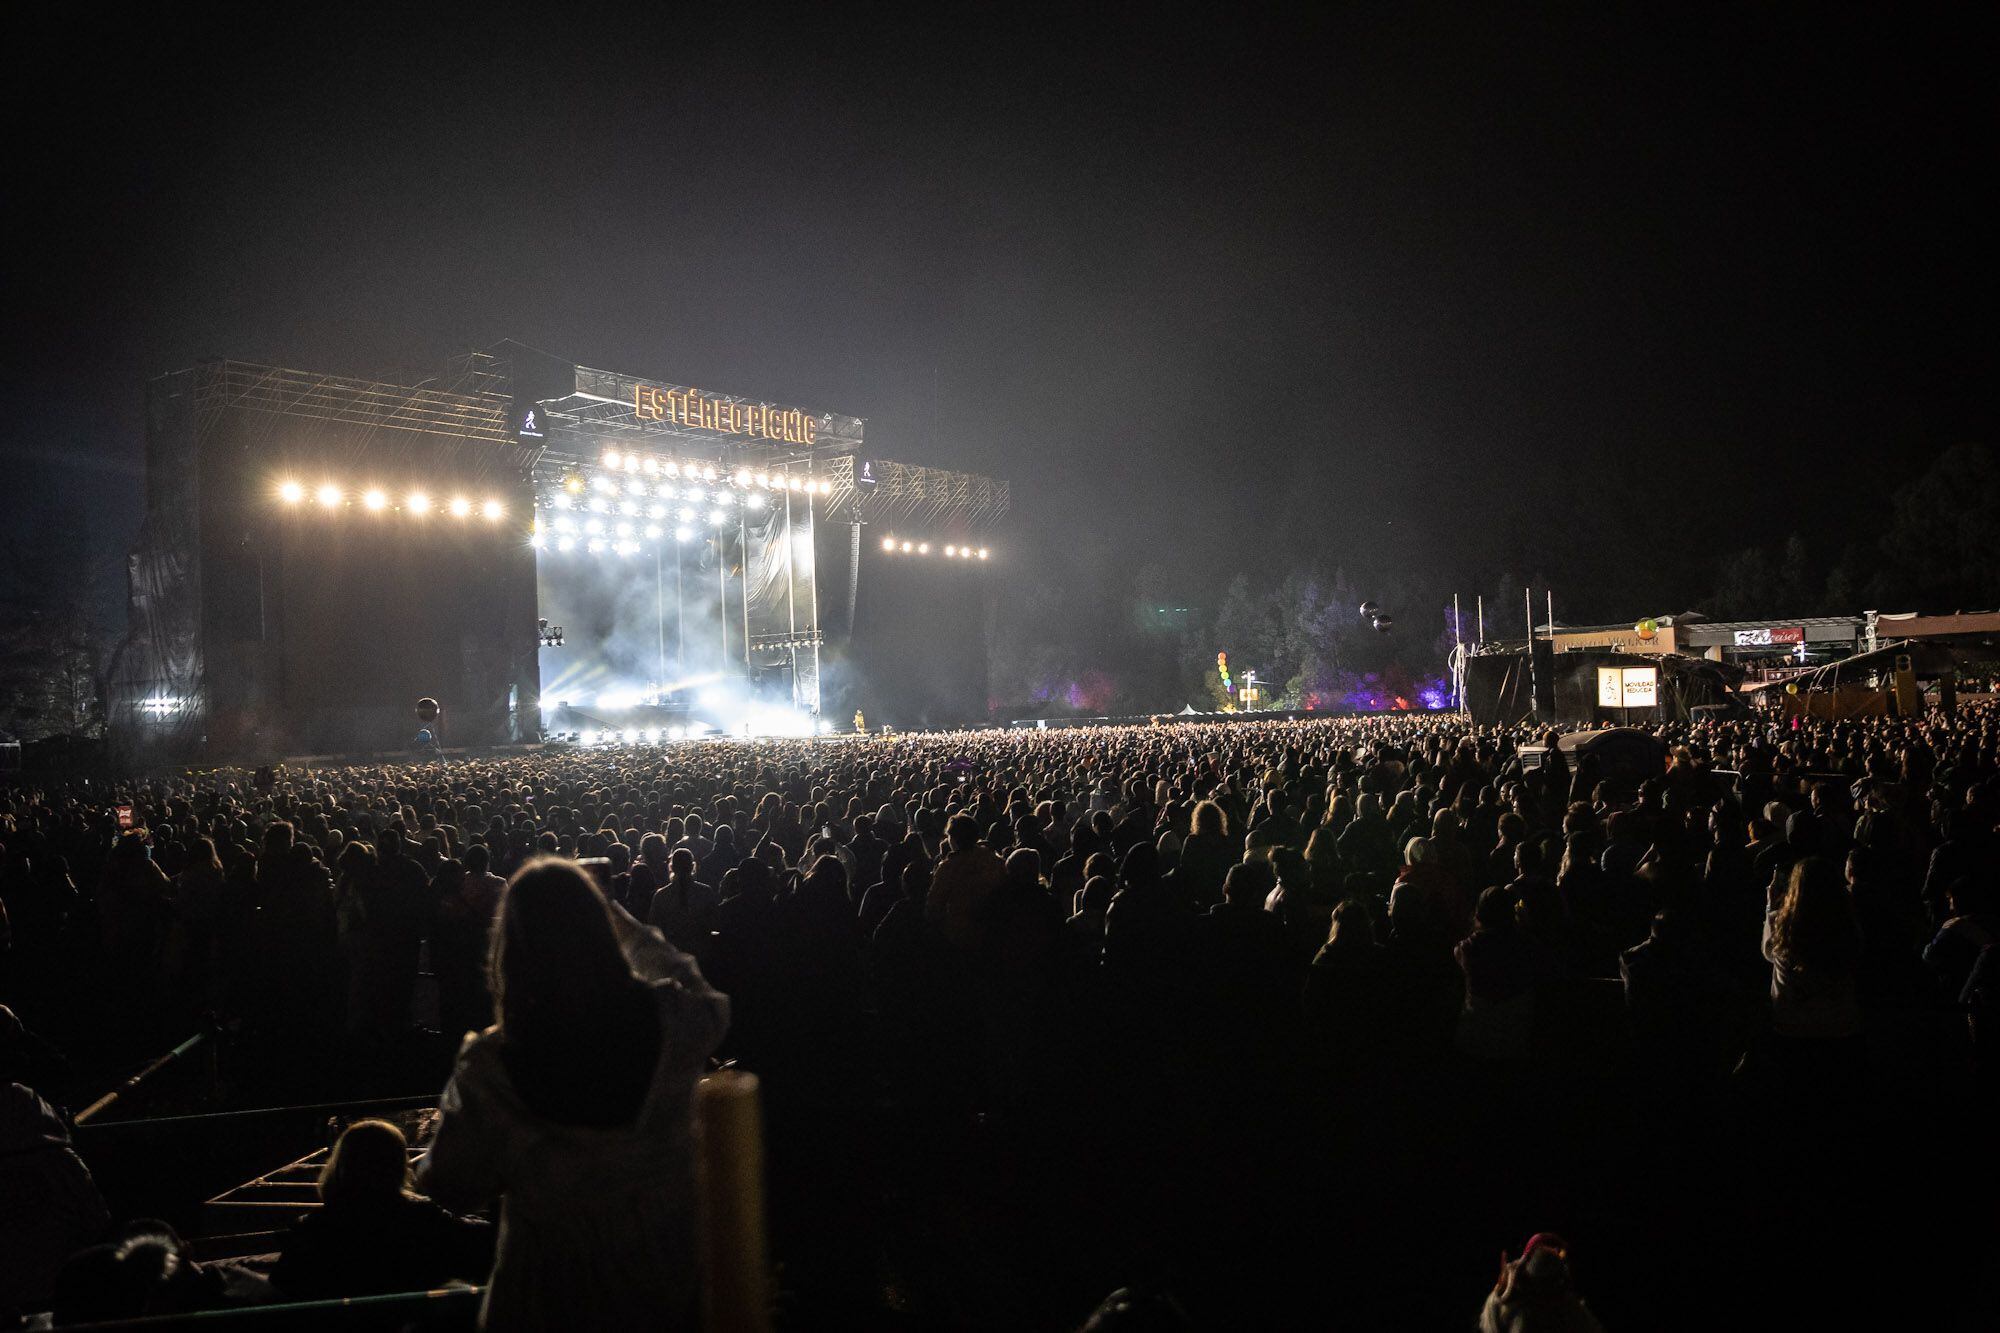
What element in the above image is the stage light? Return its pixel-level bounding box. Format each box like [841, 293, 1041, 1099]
[900, 540, 913, 552]
[584, 518, 604, 536]
[587, 539, 604, 553]
[702, 465, 717, 481]
[642, 457, 658, 475]
[747, 494, 765, 510]
[645, 523, 662, 539]
[709, 508, 727, 525]
[530, 532, 546, 549]
[557, 536, 575, 551]
[917, 542, 930, 554]
[408, 491, 433, 515]
[592, 474, 615, 492]
[278, 480, 304, 504]
[621, 729, 636, 743]
[616, 521, 634, 539]
[668, 725, 686, 740]
[644, 728, 660, 743]
[883, 536, 897, 552]
[818, 479, 833, 495]
[553, 493, 572, 510]
[787, 476, 802, 491]
[623, 455, 640, 473]
[563, 476, 584, 494]
[482, 499, 504, 521]
[362, 488, 388, 511]
[675, 525, 693, 542]
[315, 483, 343, 509]
[755, 472, 770, 487]
[679, 506, 696, 522]
[448, 496, 471, 517]
[602, 449, 622, 469]
[734, 469, 752, 487]
[978, 548, 990, 559]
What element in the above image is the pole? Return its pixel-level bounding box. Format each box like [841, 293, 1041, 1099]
[1453, 593, 1463, 711]
[739, 511, 752, 673]
[784, 491, 802, 708]
[1526, 588, 1539, 722]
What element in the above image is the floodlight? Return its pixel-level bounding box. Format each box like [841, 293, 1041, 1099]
[278, 480, 304, 504]
[407, 491, 432, 515]
[481, 499, 504, 521]
[315, 483, 343, 509]
[448, 496, 471, 517]
[362, 489, 388, 511]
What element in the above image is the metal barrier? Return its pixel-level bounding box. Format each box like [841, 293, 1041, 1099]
[54, 1286, 482, 1332]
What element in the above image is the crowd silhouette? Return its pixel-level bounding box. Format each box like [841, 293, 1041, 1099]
[3, 707, 1998, 1327]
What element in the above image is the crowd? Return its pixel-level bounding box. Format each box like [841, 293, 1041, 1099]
[3, 705, 1998, 1328]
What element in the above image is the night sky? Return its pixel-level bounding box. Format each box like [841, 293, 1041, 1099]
[8, 8, 1990, 631]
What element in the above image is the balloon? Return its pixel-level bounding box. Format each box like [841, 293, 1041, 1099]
[1785, 682, 1799, 696]
[1634, 618, 1658, 640]
[1372, 615, 1393, 633]
[1359, 601, 1379, 618]
[416, 728, 434, 744]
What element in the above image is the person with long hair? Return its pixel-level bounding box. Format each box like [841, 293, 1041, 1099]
[417, 857, 729, 1330]
[273, 1118, 489, 1300]
[1762, 855, 1863, 1039]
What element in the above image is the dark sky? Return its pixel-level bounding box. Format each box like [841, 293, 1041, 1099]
[8, 7, 1990, 628]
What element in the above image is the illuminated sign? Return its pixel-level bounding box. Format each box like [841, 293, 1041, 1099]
[1733, 626, 1804, 647]
[1598, 666, 1659, 709]
[510, 398, 548, 442]
[634, 384, 819, 445]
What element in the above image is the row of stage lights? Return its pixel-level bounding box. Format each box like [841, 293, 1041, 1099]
[276, 480, 507, 521]
[881, 536, 990, 559]
[592, 449, 835, 497]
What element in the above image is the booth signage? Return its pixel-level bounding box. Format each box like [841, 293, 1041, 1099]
[1598, 666, 1659, 709]
[1733, 626, 1804, 647]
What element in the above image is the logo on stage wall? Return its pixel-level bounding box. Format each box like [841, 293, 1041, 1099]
[633, 383, 820, 445]
[856, 461, 877, 488]
[511, 399, 549, 441]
